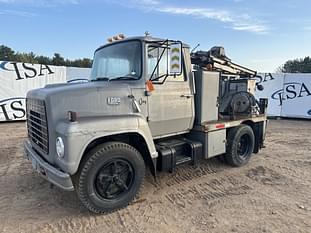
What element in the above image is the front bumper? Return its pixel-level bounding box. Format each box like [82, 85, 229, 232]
[24, 140, 74, 191]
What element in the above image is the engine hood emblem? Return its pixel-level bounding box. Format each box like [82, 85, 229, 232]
[107, 97, 121, 105]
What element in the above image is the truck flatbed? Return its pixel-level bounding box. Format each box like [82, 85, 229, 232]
[194, 115, 267, 132]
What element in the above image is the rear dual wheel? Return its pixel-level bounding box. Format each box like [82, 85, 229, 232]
[75, 142, 145, 214]
[225, 124, 255, 167]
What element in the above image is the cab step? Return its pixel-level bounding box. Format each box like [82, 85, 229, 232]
[176, 154, 192, 165]
[156, 138, 203, 173]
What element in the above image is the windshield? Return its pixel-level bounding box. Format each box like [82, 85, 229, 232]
[90, 41, 142, 81]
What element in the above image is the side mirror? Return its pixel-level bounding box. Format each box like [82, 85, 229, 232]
[169, 42, 182, 76]
[148, 40, 183, 84]
[256, 84, 264, 91]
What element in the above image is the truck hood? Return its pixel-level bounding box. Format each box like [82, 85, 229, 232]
[26, 81, 140, 164]
[27, 81, 135, 122]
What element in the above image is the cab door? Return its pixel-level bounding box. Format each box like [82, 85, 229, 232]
[146, 45, 194, 137]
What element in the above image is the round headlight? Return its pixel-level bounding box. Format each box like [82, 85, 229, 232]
[56, 137, 65, 158]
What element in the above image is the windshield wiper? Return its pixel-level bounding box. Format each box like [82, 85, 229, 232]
[92, 77, 110, 82]
[109, 76, 139, 81]
[92, 76, 138, 82]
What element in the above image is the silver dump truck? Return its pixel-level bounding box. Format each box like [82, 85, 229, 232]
[24, 35, 267, 213]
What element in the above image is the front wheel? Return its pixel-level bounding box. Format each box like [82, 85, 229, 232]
[225, 124, 255, 167]
[75, 142, 145, 214]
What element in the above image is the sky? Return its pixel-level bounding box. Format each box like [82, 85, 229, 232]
[1, 0, 311, 72]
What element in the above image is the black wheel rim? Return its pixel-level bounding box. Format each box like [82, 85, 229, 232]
[94, 159, 134, 200]
[237, 134, 251, 159]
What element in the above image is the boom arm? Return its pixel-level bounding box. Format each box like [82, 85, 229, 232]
[191, 46, 257, 78]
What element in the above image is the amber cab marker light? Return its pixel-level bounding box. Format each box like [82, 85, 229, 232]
[118, 34, 125, 39]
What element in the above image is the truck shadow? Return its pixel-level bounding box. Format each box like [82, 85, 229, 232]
[11, 156, 228, 216]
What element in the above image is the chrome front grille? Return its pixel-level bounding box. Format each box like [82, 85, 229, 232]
[26, 99, 49, 154]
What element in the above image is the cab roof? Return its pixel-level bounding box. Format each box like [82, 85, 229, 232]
[95, 36, 190, 53]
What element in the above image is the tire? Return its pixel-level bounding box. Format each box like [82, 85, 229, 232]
[75, 142, 145, 214]
[225, 124, 255, 167]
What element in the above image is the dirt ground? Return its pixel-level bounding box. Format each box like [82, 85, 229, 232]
[0, 119, 310, 233]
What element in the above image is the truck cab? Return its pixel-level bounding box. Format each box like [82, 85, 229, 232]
[90, 37, 196, 137]
[24, 35, 267, 214]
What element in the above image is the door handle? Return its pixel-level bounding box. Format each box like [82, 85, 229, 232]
[180, 94, 193, 99]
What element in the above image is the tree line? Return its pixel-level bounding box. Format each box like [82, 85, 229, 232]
[0, 45, 92, 68]
[278, 56, 311, 73]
